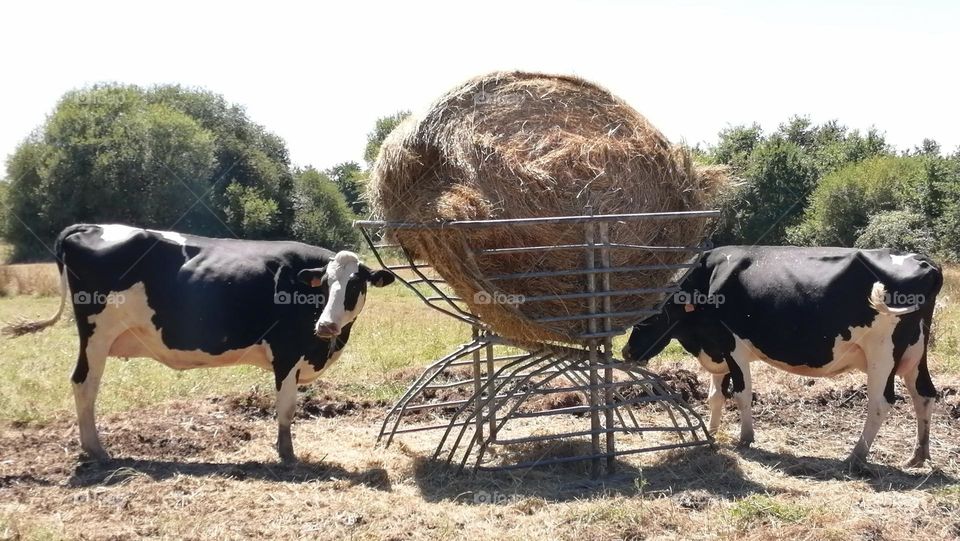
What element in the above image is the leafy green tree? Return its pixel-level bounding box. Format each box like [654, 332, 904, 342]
[223, 184, 279, 238]
[326, 161, 367, 216]
[291, 167, 359, 251]
[4, 85, 294, 260]
[713, 137, 816, 245]
[712, 124, 763, 172]
[363, 111, 410, 167]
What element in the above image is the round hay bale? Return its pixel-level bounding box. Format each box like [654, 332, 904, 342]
[369, 71, 728, 345]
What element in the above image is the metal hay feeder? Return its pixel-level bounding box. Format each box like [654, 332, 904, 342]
[355, 210, 717, 478]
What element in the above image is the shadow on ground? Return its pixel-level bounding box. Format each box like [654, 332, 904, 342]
[413, 440, 776, 504]
[739, 446, 958, 491]
[66, 457, 391, 490]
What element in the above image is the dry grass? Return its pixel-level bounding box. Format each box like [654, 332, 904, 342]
[0, 263, 60, 297]
[1, 264, 959, 540]
[370, 71, 728, 344]
[1, 364, 958, 540]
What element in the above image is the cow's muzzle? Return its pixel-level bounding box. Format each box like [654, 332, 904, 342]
[315, 322, 341, 338]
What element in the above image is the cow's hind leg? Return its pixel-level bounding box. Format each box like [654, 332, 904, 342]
[849, 339, 897, 466]
[275, 366, 299, 464]
[72, 336, 109, 461]
[902, 349, 935, 468]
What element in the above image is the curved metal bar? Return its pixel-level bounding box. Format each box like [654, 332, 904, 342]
[378, 339, 486, 446]
[354, 209, 720, 230]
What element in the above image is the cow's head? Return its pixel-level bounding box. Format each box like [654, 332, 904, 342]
[620, 305, 682, 365]
[297, 251, 395, 338]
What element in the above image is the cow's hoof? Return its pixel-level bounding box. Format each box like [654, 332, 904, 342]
[902, 452, 929, 469]
[842, 454, 870, 475]
[81, 447, 111, 463]
[736, 435, 754, 449]
[279, 452, 298, 465]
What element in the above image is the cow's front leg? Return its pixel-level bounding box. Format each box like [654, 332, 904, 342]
[849, 341, 896, 466]
[707, 373, 726, 435]
[275, 366, 299, 464]
[724, 353, 754, 448]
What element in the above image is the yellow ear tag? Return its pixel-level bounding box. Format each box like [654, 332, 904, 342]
[684, 303, 695, 313]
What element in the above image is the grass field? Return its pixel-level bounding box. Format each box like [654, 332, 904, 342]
[1, 262, 959, 540]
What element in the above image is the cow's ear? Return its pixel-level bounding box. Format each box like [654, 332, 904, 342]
[365, 268, 396, 288]
[297, 267, 327, 288]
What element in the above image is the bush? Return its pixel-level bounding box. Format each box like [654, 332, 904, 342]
[291, 168, 359, 251]
[788, 156, 924, 247]
[854, 210, 935, 254]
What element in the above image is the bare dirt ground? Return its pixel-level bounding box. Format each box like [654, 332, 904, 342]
[2, 363, 960, 541]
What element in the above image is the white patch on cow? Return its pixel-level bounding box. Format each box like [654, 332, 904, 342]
[273, 265, 284, 295]
[316, 251, 367, 335]
[292, 348, 345, 385]
[98, 225, 189, 259]
[153, 230, 187, 246]
[891, 253, 914, 266]
[99, 224, 142, 243]
[897, 320, 926, 377]
[91, 282, 274, 371]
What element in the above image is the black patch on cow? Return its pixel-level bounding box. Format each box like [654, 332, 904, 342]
[343, 276, 366, 312]
[721, 373, 733, 399]
[723, 354, 746, 394]
[884, 369, 897, 404]
[917, 351, 937, 398]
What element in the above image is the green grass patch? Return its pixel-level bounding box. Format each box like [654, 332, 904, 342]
[727, 494, 808, 525]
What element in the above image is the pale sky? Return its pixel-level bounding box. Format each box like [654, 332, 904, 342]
[1, 0, 957, 173]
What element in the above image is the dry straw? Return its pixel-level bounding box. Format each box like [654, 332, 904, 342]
[369, 71, 728, 344]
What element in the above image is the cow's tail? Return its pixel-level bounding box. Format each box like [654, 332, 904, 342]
[869, 281, 920, 317]
[1, 229, 75, 337]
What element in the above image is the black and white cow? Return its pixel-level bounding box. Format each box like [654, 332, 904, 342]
[622, 246, 942, 467]
[4, 224, 395, 463]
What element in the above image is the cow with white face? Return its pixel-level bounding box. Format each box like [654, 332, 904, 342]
[4, 224, 395, 463]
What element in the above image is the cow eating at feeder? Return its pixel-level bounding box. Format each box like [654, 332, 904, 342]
[621, 246, 942, 468]
[3, 224, 395, 463]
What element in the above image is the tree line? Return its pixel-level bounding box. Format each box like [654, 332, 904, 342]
[1, 85, 958, 262]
